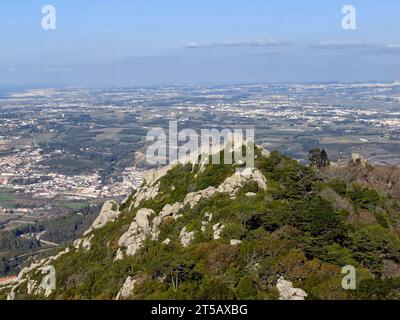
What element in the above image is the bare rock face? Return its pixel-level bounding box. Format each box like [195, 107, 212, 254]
[7, 247, 71, 300]
[251, 169, 268, 190]
[46, 247, 70, 265]
[213, 223, 224, 240]
[118, 201, 186, 258]
[73, 238, 82, 250]
[201, 212, 213, 232]
[115, 248, 124, 261]
[73, 200, 120, 254]
[259, 146, 271, 158]
[179, 226, 195, 247]
[158, 202, 184, 221]
[135, 208, 152, 228]
[245, 192, 257, 197]
[74, 235, 94, 251]
[118, 208, 157, 257]
[116, 276, 138, 300]
[184, 187, 217, 209]
[131, 182, 160, 209]
[118, 167, 268, 257]
[217, 168, 267, 194]
[276, 277, 307, 300]
[83, 200, 120, 236]
[128, 164, 177, 209]
[143, 166, 172, 186]
[180, 168, 267, 210]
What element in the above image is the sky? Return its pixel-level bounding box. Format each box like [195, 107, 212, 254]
[0, 0, 399, 87]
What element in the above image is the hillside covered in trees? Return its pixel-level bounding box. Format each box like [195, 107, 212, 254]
[2, 148, 400, 300]
[0, 204, 101, 277]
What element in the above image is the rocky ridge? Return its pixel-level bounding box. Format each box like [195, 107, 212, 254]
[5, 146, 397, 300]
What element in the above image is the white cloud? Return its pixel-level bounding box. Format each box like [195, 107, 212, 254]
[185, 39, 286, 49]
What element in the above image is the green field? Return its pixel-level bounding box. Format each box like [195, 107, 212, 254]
[94, 128, 122, 142]
[0, 188, 15, 202]
[63, 201, 88, 211]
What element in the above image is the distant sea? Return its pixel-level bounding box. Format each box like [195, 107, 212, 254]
[0, 86, 29, 98]
[0, 88, 9, 98]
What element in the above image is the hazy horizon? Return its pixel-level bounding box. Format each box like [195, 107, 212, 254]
[1, 0, 400, 86]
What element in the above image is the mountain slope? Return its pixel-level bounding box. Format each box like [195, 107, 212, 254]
[2, 148, 400, 300]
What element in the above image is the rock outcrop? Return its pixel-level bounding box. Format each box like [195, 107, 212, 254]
[73, 235, 94, 251]
[245, 192, 257, 197]
[7, 247, 70, 300]
[201, 212, 213, 232]
[217, 167, 267, 195]
[179, 226, 195, 247]
[118, 208, 157, 257]
[130, 182, 160, 209]
[212, 223, 224, 240]
[129, 164, 179, 209]
[276, 277, 308, 300]
[116, 276, 138, 300]
[83, 200, 120, 236]
[117, 167, 268, 257]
